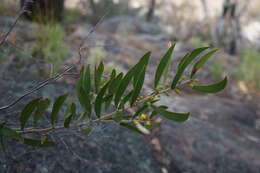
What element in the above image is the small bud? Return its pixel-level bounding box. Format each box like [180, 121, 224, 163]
[139, 113, 147, 120]
[133, 121, 140, 125]
[156, 85, 163, 91]
[174, 89, 181, 95]
[193, 79, 200, 82]
[181, 76, 186, 81]
[189, 83, 194, 88]
[164, 82, 170, 87]
[145, 121, 151, 126]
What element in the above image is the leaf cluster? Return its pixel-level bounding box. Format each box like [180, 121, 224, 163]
[0, 44, 227, 147]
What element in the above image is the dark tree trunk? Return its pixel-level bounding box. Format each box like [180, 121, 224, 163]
[146, 0, 156, 22]
[214, 0, 239, 55]
[20, 0, 65, 23]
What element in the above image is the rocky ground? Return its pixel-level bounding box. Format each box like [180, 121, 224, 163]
[0, 15, 260, 173]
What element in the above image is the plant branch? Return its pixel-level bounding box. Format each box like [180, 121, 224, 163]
[16, 80, 191, 134]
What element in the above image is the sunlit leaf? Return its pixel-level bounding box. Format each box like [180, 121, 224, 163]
[50, 94, 68, 127]
[154, 44, 175, 88]
[20, 98, 41, 130]
[192, 77, 228, 93]
[190, 49, 218, 78]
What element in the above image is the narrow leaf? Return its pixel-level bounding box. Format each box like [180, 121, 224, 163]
[171, 53, 189, 89]
[133, 52, 151, 86]
[80, 128, 92, 135]
[77, 83, 92, 114]
[95, 81, 110, 118]
[34, 98, 51, 124]
[50, 94, 68, 127]
[83, 65, 92, 94]
[0, 125, 23, 141]
[151, 105, 168, 118]
[64, 114, 73, 128]
[154, 107, 190, 122]
[104, 94, 114, 111]
[20, 98, 40, 130]
[192, 77, 228, 93]
[178, 47, 209, 69]
[154, 44, 175, 88]
[120, 123, 144, 135]
[118, 91, 133, 109]
[131, 68, 146, 106]
[23, 138, 56, 147]
[109, 72, 123, 94]
[190, 49, 218, 78]
[95, 62, 104, 92]
[115, 52, 150, 106]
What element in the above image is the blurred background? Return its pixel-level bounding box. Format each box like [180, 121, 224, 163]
[0, 0, 260, 172]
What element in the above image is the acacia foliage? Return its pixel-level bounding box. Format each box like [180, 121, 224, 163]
[0, 44, 227, 147]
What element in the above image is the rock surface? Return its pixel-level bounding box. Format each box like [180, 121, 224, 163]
[0, 15, 260, 173]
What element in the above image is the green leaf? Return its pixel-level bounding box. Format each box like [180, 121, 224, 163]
[178, 47, 209, 69]
[190, 49, 218, 78]
[154, 44, 175, 88]
[80, 128, 92, 135]
[119, 123, 144, 135]
[104, 94, 114, 111]
[133, 52, 151, 86]
[95, 62, 104, 92]
[115, 52, 150, 107]
[0, 124, 23, 142]
[23, 138, 56, 147]
[154, 107, 190, 122]
[150, 105, 168, 118]
[34, 98, 51, 125]
[64, 114, 73, 128]
[95, 81, 110, 118]
[131, 60, 148, 106]
[83, 65, 92, 94]
[110, 69, 117, 79]
[76, 83, 92, 114]
[20, 98, 41, 130]
[192, 77, 228, 93]
[63, 100, 76, 128]
[118, 91, 133, 109]
[50, 94, 68, 127]
[171, 47, 209, 89]
[109, 72, 123, 94]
